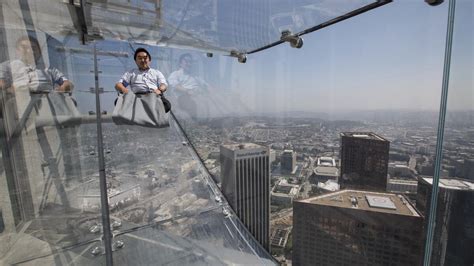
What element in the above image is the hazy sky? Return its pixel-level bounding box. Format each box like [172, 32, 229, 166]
[229, 0, 472, 113]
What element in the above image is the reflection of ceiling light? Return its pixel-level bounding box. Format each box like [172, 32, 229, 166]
[111, 220, 122, 229]
[425, 0, 444, 6]
[114, 239, 125, 249]
[89, 224, 101, 234]
[91, 246, 103, 256]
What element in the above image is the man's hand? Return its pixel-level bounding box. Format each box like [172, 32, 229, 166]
[159, 83, 167, 93]
[115, 82, 129, 94]
[154, 89, 162, 95]
[57, 80, 73, 93]
[0, 80, 15, 96]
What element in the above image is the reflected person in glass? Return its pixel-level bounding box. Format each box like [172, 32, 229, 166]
[0, 35, 73, 94]
[115, 48, 167, 95]
[168, 53, 210, 119]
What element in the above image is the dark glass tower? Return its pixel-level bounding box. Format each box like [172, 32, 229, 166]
[416, 177, 474, 266]
[340, 132, 390, 191]
[280, 150, 296, 173]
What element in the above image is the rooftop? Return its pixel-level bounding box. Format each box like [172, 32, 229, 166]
[340, 132, 388, 142]
[270, 228, 291, 249]
[317, 180, 340, 192]
[388, 179, 418, 185]
[317, 157, 336, 167]
[221, 143, 265, 151]
[274, 180, 299, 195]
[421, 177, 474, 191]
[313, 166, 339, 176]
[298, 190, 421, 217]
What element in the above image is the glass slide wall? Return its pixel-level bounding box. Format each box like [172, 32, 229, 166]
[0, 0, 472, 265]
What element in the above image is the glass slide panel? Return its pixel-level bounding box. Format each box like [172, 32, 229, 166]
[422, 0, 473, 265]
[165, 1, 455, 265]
[102, 119, 274, 264]
[0, 23, 107, 266]
[84, 41, 274, 264]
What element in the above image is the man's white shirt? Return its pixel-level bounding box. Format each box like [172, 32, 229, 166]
[168, 69, 204, 92]
[0, 60, 67, 92]
[118, 68, 167, 93]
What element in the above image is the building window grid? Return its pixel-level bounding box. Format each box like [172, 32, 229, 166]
[246, 158, 251, 234]
[250, 157, 255, 237]
[246, 158, 250, 231]
[236, 160, 241, 217]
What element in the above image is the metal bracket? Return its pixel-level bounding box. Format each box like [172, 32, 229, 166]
[230, 50, 247, 63]
[280, 30, 303, 49]
[64, 0, 102, 44]
[89, 219, 124, 256]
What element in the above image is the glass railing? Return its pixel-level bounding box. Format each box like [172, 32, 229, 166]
[1, 0, 472, 265]
[0, 31, 274, 265]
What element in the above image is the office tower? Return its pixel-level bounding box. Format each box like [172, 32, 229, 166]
[293, 190, 424, 266]
[416, 177, 474, 266]
[340, 132, 390, 191]
[280, 149, 296, 173]
[463, 158, 474, 181]
[220, 143, 270, 250]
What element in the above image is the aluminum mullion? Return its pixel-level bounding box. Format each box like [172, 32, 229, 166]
[423, 0, 456, 265]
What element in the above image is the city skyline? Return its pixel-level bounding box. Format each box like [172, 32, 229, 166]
[1, 0, 471, 265]
[230, 0, 471, 112]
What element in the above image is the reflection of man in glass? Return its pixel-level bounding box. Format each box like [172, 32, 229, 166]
[168, 53, 209, 119]
[168, 53, 207, 95]
[0, 36, 73, 94]
[115, 48, 167, 95]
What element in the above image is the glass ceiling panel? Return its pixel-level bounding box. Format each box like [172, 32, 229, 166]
[0, 0, 391, 55]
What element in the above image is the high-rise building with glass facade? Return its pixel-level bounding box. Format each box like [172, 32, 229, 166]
[280, 149, 296, 173]
[416, 177, 474, 266]
[220, 143, 271, 250]
[340, 132, 390, 191]
[293, 190, 424, 266]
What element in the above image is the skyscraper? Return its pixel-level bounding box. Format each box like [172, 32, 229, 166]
[416, 177, 474, 266]
[220, 143, 270, 250]
[280, 149, 296, 173]
[340, 132, 390, 191]
[293, 190, 424, 266]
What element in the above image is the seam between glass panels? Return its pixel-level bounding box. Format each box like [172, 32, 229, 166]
[423, 0, 456, 265]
